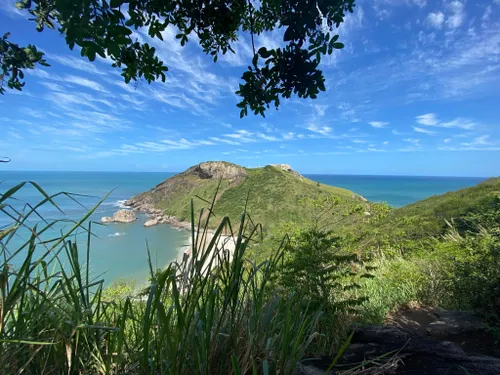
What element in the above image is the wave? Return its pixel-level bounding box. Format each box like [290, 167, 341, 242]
[108, 232, 126, 237]
[114, 200, 128, 209]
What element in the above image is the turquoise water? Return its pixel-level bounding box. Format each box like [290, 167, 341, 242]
[0, 171, 487, 283]
[305, 174, 486, 208]
[0, 172, 189, 285]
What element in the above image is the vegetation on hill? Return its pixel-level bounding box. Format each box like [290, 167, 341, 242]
[126, 162, 368, 231]
[376, 177, 500, 241]
[349, 178, 500, 327]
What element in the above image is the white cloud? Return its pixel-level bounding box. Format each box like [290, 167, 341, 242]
[425, 12, 444, 29]
[47, 55, 106, 75]
[413, 126, 437, 135]
[256, 29, 284, 51]
[210, 137, 240, 146]
[219, 36, 253, 67]
[20, 108, 46, 118]
[416, 113, 476, 129]
[261, 123, 277, 133]
[461, 135, 492, 147]
[224, 129, 255, 142]
[7, 130, 23, 140]
[376, 9, 391, 20]
[314, 104, 329, 117]
[412, 0, 427, 7]
[306, 123, 332, 136]
[440, 135, 499, 151]
[65, 75, 109, 93]
[444, 138, 451, 143]
[482, 6, 492, 22]
[257, 133, 279, 141]
[403, 138, 420, 145]
[369, 121, 389, 128]
[439, 118, 476, 130]
[416, 113, 438, 126]
[426, 12, 445, 29]
[0, 0, 23, 17]
[445, 1, 465, 30]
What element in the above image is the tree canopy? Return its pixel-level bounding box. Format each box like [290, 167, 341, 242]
[1, 0, 355, 116]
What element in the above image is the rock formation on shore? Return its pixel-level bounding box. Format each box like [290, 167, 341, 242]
[101, 209, 137, 223]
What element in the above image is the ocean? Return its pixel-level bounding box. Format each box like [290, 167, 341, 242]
[0, 171, 486, 285]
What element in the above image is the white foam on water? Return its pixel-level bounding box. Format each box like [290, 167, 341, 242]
[108, 232, 126, 237]
[114, 200, 128, 209]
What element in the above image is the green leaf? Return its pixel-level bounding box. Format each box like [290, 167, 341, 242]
[333, 42, 344, 49]
[283, 27, 294, 42]
[258, 47, 272, 59]
[116, 26, 132, 36]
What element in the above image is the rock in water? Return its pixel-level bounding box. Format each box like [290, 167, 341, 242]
[112, 209, 136, 223]
[101, 216, 113, 223]
[144, 218, 160, 227]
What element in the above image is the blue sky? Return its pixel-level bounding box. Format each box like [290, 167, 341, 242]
[0, 0, 499, 176]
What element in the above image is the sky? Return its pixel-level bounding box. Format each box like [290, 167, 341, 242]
[0, 0, 499, 176]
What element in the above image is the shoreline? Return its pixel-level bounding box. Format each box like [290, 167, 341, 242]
[123, 200, 235, 272]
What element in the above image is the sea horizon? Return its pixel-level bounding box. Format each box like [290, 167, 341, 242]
[0, 169, 493, 178]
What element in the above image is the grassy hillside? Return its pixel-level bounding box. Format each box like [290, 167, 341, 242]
[127, 162, 367, 230]
[212, 166, 360, 229]
[353, 178, 500, 326]
[373, 177, 500, 240]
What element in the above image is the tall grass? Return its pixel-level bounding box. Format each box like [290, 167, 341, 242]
[0, 182, 343, 374]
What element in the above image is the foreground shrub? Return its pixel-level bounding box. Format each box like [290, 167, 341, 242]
[443, 227, 500, 323]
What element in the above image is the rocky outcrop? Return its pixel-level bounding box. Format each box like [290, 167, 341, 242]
[113, 209, 136, 223]
[295, 306, 500, 375]
[270, 163, 294, 172]
[185, 161, 247, 180]
[144, 218, 160, 227]
[124, 162, 248, 216]
[101, 210, 137, 224]
[269, 163, 302, 178]
[295, 325, 500, 375]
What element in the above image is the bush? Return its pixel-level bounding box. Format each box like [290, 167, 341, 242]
[443, 228, 500, 322]
[278, 229, 366, 312]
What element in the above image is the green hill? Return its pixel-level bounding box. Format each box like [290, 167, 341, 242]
[370, 177, 500, 241]
[125, 161, 368, 230]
